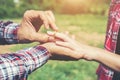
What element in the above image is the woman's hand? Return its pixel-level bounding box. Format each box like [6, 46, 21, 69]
[47, 31, 102, 61]
[45, 31, 87, 60]
[17, 10, 58, 43]
[41, 42, 83, 61]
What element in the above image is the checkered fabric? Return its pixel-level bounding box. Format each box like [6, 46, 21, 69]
[97, 0, 120, 80]
[0, 21, 50, 80]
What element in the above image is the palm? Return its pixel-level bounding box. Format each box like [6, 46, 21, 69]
[23, 12, 43, 32]
[17, 10, 57, 43]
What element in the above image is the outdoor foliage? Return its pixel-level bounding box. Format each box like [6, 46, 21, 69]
[0, 0, 22, 18]
[0, 0, 110, 18]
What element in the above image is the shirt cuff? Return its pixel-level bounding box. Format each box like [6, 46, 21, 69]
[4, 23, 19, 44]
[0, 45, 50, 80]
[16, 45, 50, 74]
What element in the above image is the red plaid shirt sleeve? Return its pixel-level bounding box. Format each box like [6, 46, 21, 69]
[97, 0, 120, 80]
[0, 21, 19, 44]
[0, 45, 50, 80]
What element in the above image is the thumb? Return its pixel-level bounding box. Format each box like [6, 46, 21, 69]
[34, 33, 55, 43]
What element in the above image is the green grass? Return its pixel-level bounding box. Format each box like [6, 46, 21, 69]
[28, 60, 98, 80]
[56, 14, 107, 34]
[10, 14, 108, 80]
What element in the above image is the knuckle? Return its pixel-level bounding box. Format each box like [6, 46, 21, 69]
[24, 10, 34, 15]
[45, 10, 53, 14]
[48, 10, 53, 13]
[40, 11, 44, 14]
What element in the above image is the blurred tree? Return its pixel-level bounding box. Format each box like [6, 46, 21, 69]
[0, 0, 15, 7]
[0, 0, 110, 18]
[0, 0, 16, 18]
[89, 0, 110, 15]
[19, 0, 62, 12]
[19, 0, 43, 11]
[19, 0, 110, 15]
[0, 0, 21, 18]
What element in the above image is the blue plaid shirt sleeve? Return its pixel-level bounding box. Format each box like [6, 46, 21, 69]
[0, 45, 50, 80]
[0, 21, 19, 44]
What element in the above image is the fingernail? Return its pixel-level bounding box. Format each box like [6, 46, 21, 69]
[55, 41, 60, 44]
[47, 31, 54, 35]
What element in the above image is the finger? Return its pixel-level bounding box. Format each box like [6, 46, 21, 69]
[43, 21, 49, 29]
[55, 41, 75, 50]
[55, 41, 82, 59]
[34, 33, 51, 43]
[55, 32, 76, 44]
[64, 31, 69, 35]
[45, 11, 58, 31]
[45, 11, 55, 22]
[47, 31, 56, 36]
[48, 17, 58, 31]
[38, 11, 50, 29]
[71, 35, 76, 40]
[55, 32, 72, 42]
[47, 31, 69, 42]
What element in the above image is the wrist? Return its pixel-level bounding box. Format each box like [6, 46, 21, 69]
[17, 26, 32, 43]
[37, 45, 51, 58]
[85, 47, 100, 61]
[4, 23, 19, 44]
[80, 44, 98, 61]
[40, 43, 52, 57]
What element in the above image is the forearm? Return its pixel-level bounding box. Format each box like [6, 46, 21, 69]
[94, 48, 120, 71]
[0, 45, 50, 80]
[81, 44, 120, 71]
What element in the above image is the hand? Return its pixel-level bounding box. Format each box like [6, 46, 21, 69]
[47, 31, 87, 59]
[41, 42, 82, 61]
[17, 10, 58, 43]
[47, 31, 98, 61]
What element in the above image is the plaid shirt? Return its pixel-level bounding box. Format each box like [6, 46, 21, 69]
[97, 0, 120, 80]
[0, 21, 50, 80]
[0, 21, 19, 44]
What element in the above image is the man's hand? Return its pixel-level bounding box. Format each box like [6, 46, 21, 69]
[17, 10, 58, 43]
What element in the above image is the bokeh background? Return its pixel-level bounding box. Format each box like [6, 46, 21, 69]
[0, 0, 110, 18]
[0, 0, 110, 80]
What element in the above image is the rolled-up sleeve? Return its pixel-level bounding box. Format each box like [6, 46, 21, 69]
[0, 21, 19, 44]
[0, 45, 50, 80]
